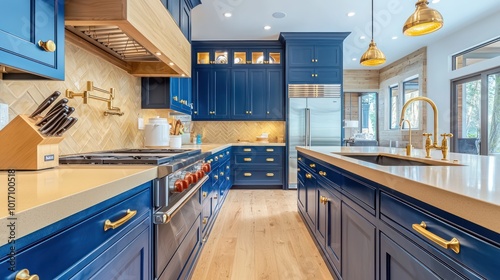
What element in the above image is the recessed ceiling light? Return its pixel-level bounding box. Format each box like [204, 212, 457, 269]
[431, 0, 440, 3]
[181, 74, 186, 77]
[347, 12, 355, 17]
[264, 25, 271, 30]
[360, 36, 366, 40]
[392, 36, 398, 40]
[272, 12, 286, 19]
[352, 58, 357, 61]
[155, 52, 162, 56]
[223, 12, 232, 17]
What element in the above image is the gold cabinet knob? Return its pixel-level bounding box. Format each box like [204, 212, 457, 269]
[104, 209, 137, 231]
[214, 175, 219, 179]
[227, 176, 230, 180]
[305, 173, 312, 179]
[311, 74, 315, 77]
[16, 269, 39, 280]
[244, 172, 252, 177]
[267, 111, 270, 114]
[194, 111, 198, 114]
[38, 39, 56, 52]
[244, 158, 252, 162]
[311, 59, 315, 62]
[249, 111, 252, 114]
[309, 163, 316, 168]
[173, 96, 178, 101]
[202, 191, 208, 198]
[319, 171, 327, 176]
[220, 171, 224, 176]
[266, 173, 274, 177]
[202, 217, 208, 224]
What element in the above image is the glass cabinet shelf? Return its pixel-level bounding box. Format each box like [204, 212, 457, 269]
[196, 50, 229, 64]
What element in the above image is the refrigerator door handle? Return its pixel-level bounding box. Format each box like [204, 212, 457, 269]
[305, 108, 311, 146]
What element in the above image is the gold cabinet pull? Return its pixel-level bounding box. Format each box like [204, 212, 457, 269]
[266, 158, 275, 162]
[104, 209, 137, 231]
[319, 171, 327, 176]
[173, 96, 178, 101]
[305, 173, 312, 179]
[215, 156, 219, 161]
[214, 175, 219, 180]
[310, 163, 316, 168]
[298, 157, 302, 161]
[244, 158, 252, 162]
[266, 173, 274, 177]
[244, 173, 252, 177]
[412, 222, 460, 254]
[38, 39, 56, 52]
[243, 148, 252, 152]
[220, 171, 224, 176]
[297, 168, 301, 172]
[266, 148, 274, 152]
[202, 217, 208, 224]
[226, 177, 230, 180]
[219, 154, 224, 158]
[202, 191, 208, 198]
[226, 165, 230, 169]
[16, 269, 39, 280]
[226, 151, 229, 155]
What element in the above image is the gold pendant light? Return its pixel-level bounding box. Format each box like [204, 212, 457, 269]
[360, 0, 386, 66]
[403, 0, 443, 36]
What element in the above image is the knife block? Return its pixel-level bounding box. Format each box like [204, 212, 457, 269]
[0, 114, 64, 170]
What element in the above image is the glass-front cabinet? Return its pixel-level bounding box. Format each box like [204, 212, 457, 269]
[195, 49, 229, 65]
[232, 49, 281, 65]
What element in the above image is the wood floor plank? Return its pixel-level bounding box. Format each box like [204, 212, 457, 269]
[191, 189, 333, 280]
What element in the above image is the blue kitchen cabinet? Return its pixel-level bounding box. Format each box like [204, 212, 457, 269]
[141, 77, 192, 115]
[297, 162, 306, 212]
[192, 67, 231, 120]
[287, 44, 341, 68]
[161, 0, 200, 41]
[266, 68, 284, 120]
[232, 48, 282, 65]
[0, 182, 152, 279]
[0, 0, 64, 80]
[232, 146, 285, 189]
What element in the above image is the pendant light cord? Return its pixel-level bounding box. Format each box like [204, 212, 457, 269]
[371, 0, 374, 40]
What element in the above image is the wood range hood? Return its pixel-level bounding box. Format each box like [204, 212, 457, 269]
[65, 0, 191, 77]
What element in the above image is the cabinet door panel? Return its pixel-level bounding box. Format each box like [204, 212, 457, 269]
[165, 0, 180, 26]
[315, 45, 341, 67]
[288, 68, 316, 83]
[213, 68, 231, 119]
[342, 202, 376, 280]
[315, 68, 342, 84]
[231, 69, 248, 119]
[304, 172, 317, 228]
[192, 68, 211, 119]
[248, 69, 267, 119]
[266, 69, 284, 119]
[287, 45, 314, 67]
[180, 0, 191, 40]
[325, 187, 341, 272]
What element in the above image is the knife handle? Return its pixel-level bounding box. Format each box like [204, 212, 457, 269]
[39, 110, 68, 134]
[56, 117, 78, 136]
[46, 98, 68, 115]
[36, 105, 68, 126]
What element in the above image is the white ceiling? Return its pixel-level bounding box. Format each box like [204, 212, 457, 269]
[191, 0, 500, 70]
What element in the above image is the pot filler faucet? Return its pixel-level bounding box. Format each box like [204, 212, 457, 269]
[400, 97, 453, 161]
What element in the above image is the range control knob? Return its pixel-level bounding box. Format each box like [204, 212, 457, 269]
[173, 179, 185, 192]
[196, 170, 205, 180]
[184, 172, 195, 184]
[202, 163, 211, 173]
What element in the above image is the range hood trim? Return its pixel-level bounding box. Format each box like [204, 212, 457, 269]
[65, 0, 191, 77]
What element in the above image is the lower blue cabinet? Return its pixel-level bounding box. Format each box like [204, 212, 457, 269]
[231, 146, 284, 188]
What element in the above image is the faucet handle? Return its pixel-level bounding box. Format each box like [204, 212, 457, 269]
[441, 133, 453, 138]
[423, 133, 432, 138]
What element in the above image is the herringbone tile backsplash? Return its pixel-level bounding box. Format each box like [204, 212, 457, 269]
[0, 42, 169, 155]
[192, 121, 285, 143]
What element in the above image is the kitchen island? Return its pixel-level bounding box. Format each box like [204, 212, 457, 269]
[296, 146, 500, 279]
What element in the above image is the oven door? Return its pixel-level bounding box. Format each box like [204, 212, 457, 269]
[153, 175, 207, 279]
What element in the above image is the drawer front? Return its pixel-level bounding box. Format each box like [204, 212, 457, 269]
[233, 168, 283, 185]
[201, 179, 211, 204]
[233, 146, 283, 154]
[298, 155, 317, 172]
[213, 148, 231, 160]
[342, 173, 376, 211]
[201, 198, 213, 233]
[0, 187, 151, 279]
[315, 162, 342, 188]
[380, 191, 500, 279]
[234, 154, 282, 165]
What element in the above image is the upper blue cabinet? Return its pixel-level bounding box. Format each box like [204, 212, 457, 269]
[0, 0, 64, 80]
[280, 32, 349, 85]
[162, 0, 200, 41]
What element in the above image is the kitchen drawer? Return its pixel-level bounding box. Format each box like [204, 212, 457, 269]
[234, 154, 282, 165]
[315, 161, 342, 189]
[233, 146, 283, 154]
[201, 178, 211, 204]
[233, 168, 283, 185]
[380, 191, 500, 279]
[0, 187, 151, 279]
[342, 173, 376, 213]
[201, 197, 213, 233]
[212, 148, 231, 160]
[297, 154, 318, 172]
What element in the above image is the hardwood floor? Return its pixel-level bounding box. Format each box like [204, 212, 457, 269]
[191, 189, 333, 280]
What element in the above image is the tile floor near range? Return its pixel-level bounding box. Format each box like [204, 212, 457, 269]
[192, 189, 333, 280]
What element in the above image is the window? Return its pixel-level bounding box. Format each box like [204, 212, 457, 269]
[360, 93, 377, 139]
[402, 77, 420, 129]
[452, 37, 500, 70]
[389, 85, 399, 129]
[452, 66, 500, 155]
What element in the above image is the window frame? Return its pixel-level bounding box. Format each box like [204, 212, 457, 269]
[402, 76, 420, 129]
[452, 37, 500, 71]
[389, 84, 400, 130]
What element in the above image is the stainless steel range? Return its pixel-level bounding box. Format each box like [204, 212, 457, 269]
[59, 148, 211, 279]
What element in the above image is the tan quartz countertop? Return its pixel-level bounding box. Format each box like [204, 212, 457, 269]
[296, 146, 500, 233]
[0, 165, 157, 247]
[183, 142, 286, 154]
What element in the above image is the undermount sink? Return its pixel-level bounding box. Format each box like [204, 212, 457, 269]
[334, 153, 464, 166]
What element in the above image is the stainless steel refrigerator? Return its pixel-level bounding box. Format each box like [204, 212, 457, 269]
[288, 85, 342, 189]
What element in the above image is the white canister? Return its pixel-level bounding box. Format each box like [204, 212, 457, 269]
[144, 117, 170, 147]
[169, 135, 182, 149]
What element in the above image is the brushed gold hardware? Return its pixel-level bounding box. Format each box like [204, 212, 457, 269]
[244, 173, 252, 177]
[319, 171, 327, 176]
[247, 61, 252, 64]
[266, 148, 274, 152]
[215, 156, 219, 161]
[297, 168, 301, 172]
[214, 175, 219, 179]
[202, 191, 207, 198]
[226, 176, 230, 180]
[226, 151, 230, 155]
[305, 173, 312, 179]
[249, 111, 252, 114]
[315, 74, 318, 77]
[16, 269, 39, 280]
[38, 39, 56, 52]
[298, 157, 302, 161]
[266, 173, 274, 177]
[311, 74, 314, 77]
[267, 111, 270, 114]
[173, 96, 178, 101]
[226, 165, 230, 169]
[266, 158, 274, 162]
[194, 111, 198, 114]
[400, 119, 413, 156]
[412, 221, 460, 254]
[309, 163, 316, 168]
[202, 217, 208, 224]
[220, 154, 224, 158]
[246, 111, 249, 114]
[315, 59, 318, 62]
[243, 148, 252, 152]
[104, 209, 137, 231]
[319, 196, 325, 204]
[66, 81, 124, 116]
[214, 195, 218, 199]
[244, 158, 252, 162]
[202, 237, 207, 242]
[311, 59, 314, 62]
[440, 133, 453, 161]
[220, 171, 224, 176]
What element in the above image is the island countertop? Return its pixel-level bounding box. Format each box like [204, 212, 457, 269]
[0, 165, 157, 247]
[296, 146, 500, 233]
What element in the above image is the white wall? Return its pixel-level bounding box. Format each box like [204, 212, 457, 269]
[427, 13, 500, 134]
